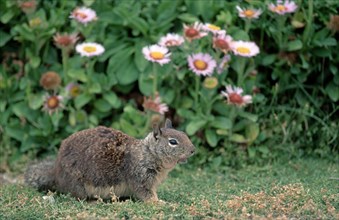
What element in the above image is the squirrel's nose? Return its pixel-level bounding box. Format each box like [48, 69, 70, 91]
[190, 148, 195, 155]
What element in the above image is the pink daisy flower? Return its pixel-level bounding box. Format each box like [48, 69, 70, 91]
[158, 33, 185, 47]
[268, 0, 298, 15]
[188, 53, 217, 76]
[70, 7, 97, 24]
[143, 94, 169, 115]
[236, 6, 262, 19]
[213, 32, 233, 53]
[142, 44, 171, 65]
[183, 22, 208, 42]
[221, 85, 252, 107]
[231, 41, 260, 57]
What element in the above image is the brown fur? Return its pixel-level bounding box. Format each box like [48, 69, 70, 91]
[25, 119, 195, 202]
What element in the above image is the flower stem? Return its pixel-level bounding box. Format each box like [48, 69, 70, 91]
[244, 19, 252, 33]
[237, 57, 247, 86]
[62, 48, 69, 82]
[194, 75, 200, 109]
[152, 63, 158, 97]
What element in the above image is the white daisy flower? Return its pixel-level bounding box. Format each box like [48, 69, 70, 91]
[221, 85, 252, 107]
[203, 23, 226, 35]
[187, 53, 217, 76]
[70, 7, 97, 24]
[268, 0, 298, 15]
[142, 44, 171, 65]
[231, 41, 260, 57]
[76, 42, 105, 57]
[236, 6, 262, 19]
[158, 33, 185, 47]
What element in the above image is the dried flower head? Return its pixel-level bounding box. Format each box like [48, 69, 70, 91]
[213, 32, 233, 53]
[188, 53, 217, 76]
[40, 71, 61, 90]
[53, 33, 78, 50]
[143, 94, 169, 115]
[327, 15, 339, 33]
[43, 94, 64, 115]
[203, 77, 218, 89]
[158, 33, 185, 47]
[142, 44, 171, 65]
[268, 0, 298, 15]
[236, 6, 262, 19]
[221, 85, 252, 107]
[66, 83, 81, 98]
[231, 41, 260, 57]
[18, 0, 37, 14]
[183, 22, 208, 42]
[70, 7, 97, 25]
[76, 42, 105, 57]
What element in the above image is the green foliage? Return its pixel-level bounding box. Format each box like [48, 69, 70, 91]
[0, 0, 338, 168]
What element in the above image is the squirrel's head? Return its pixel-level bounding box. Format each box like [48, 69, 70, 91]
[145, 119, 195, 169]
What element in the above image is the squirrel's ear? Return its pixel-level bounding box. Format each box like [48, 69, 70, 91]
[152, 123, 162, 140]
[164, 119, 172, 128]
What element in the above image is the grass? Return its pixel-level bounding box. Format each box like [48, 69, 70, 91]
[0, 158, 338, 219]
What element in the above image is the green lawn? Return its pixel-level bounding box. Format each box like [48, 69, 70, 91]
[0, 158, 338, 219]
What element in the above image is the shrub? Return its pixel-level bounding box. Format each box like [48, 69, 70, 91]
[0, 0, 338, 169]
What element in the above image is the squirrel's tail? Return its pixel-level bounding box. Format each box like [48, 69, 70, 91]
[24, 159, 56, 191]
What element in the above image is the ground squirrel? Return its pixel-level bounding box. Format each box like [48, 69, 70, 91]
[25, 119, 195, 202]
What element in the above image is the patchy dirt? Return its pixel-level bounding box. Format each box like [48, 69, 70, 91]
[0, 173, 24, 186]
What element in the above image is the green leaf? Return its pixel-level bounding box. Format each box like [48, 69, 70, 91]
[88, 82, 101, 94]
[94, 99, 112, 112]
[245, 123, 260, 144]
[287, 39, 303, 51]
[261, 54, 276, 66]
[28, 93, 44, 110]
[229, 133, 247, 144]
[116, 62, 139, 85]
[67, 69, 88, 82]
[103, 92, 121, 109]
[205, 129, 218, 147]
[177, 13, 198, 23]
[238, 111, 258, 122]
[210, 117, 232, 130]
[0, 30, 11, 47]
[186, 120, 207, 135]
[134, 43, 149, 72]
[5, 126, 26, 141]
[30, 56, 41, 68]
[1, 10, 15, 24]
[322, 38, 337, 47]
[74, 94, 91, 109]
[138, 74, 153, 96]
[325, 81, 339, 102]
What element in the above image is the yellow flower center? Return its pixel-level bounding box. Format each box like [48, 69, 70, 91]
[150, 51, 165, 60]
[208, 24, 221, 31]
[275, 5, 286, 12]
[70, 86, 80, 97]
[194, 59, 208, 70]
[243, 10, 255, 17]
[83, 46, 97, 53]
[236, 47, 251, 54]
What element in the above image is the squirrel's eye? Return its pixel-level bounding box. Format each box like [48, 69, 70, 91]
[169, 139, 178, 146]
